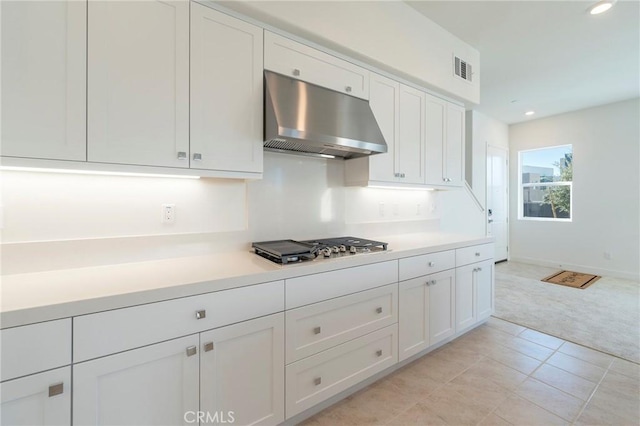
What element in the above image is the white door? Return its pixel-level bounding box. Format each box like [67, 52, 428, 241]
[445, 103, 465, 186]
[455, 264, 476, 332]
[487, 145, 509, 261]
[476, 260, 495, 321]
[73, 335, 199, 426]
[0, 367, 70, 426]
[1, 1, 86, 161]
[429, 269, 456, 346]
[200, 313, 285, 426]
[397, 85, 425, 184]
[425, 94, 446, 186]
[88, 0, 189, 168]
[368, 73, 400, 182]
[190, 3, 263, 173]
[398, 277, 429, 361]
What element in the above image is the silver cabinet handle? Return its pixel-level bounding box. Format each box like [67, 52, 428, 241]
[475, 252, 481, 257]
[195, 310, 206, 320]
[177, 151, 187, 160]
[345, 86, 352, 93]
[401, 173, 406, 178]
[376, 350, 383, 357]
[313, 326, 321, 335]
[186, 346, 197, 357]
[478, 267, 483, 271]
[193, 153, 202, 161]
[376, 307, 383, 314]
[49, 383, 64, 397]
[293, 68, 300, 76]
[204, 342, 214, 352]
[314, 377, 322, 386]
[488, 219, 494, 223]
[428, 261, 435, 267]
[431, 280, 437, 286]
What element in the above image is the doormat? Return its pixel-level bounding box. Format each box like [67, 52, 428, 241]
[542, 271, 601, 289]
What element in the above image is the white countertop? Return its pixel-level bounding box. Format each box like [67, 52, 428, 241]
[0, 233, 492, 328]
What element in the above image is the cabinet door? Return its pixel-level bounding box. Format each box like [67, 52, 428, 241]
[456, 263, 476, 331]
[429, 269, 456, 346]
[476, 260, 494, 321]
[1, 367, 70, 426]
[399, 277, 429, 361]
[88, 0, 189, 168]
[200, 313, 284, 426]
[367, 73, 400, 182]
[1, 1, 86, 161]
[425, 94, 446, 185]
[445, 103, 465, 186]
[73, 335, 199, 426]
[190, 4, 263, 174]
[397, 85, 426, 184]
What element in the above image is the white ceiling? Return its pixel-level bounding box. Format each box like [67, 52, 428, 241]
[407, 0, 640, 124]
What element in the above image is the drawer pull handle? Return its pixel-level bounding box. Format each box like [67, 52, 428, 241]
[186, 346, 197, 357]
[428, 261, 435, 267]
[313, 326, 321, 335]
[376, 350, 383, 357]
[314, 377, 322, 386]
[293, 68, 301, 76]
[195, 310, 206, 320]
[48, 383, 64, 397]
[345, 86, 352, 93]
[204, 342, 214, 352]
[478, 267, 483, 271]
[177, 151, 187, 160]
[193, 153, 202, 161]
[376, 307, 383, 314]
[475, 252, 481, 256]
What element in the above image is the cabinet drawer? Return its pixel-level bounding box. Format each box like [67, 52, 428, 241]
[286, 284, 397, 363]
[1, 319, 71, 382]
[399, 250, 455, 281]
[456, 243, 494, 266]
[74, 281, 284, 362]
[264, 31, 369, 100]
[286, 261, 397, 309]
[285, 324, 397, 418]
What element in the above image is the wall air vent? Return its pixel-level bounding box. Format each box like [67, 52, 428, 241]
[454, 56, 473, 83]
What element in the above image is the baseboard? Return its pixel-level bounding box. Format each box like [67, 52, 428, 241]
[508, 256, 640, 281]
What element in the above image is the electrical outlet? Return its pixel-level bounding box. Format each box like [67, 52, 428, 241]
[416, 204, 422, 215]
[430, 203, 437, 213]
[162, 204, 176, 224]
[379, 202, 385, 217]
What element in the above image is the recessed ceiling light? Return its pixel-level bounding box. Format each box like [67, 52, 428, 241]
[525, 111, 535, 116]
[587, 0, 615, 15]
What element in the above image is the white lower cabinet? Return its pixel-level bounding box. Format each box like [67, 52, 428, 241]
[200, 313, 285, 426]
[285, 324, 398, 418]
[456, 259, 495, 332]
[398, 269, 455, 361]
[0, 367, 71, 426]
[73, 334, 200, 426]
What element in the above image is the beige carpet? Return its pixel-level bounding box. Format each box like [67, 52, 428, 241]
[494, 261, 640, 363]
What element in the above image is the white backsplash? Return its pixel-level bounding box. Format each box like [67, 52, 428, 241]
[0, 152, 441, 273]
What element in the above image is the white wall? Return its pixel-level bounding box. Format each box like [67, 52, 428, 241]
[441, 110, 509, 236]
[217, 0, 479, 104]
[0, 152, 440, 273]
[509, 98, 640, 280]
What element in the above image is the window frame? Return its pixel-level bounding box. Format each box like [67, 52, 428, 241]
[518, 145, 573, 222]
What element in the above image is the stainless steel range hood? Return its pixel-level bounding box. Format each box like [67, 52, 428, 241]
[264, 71, 387, 159]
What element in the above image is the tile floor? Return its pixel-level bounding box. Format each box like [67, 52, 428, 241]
[300, 317, 640, 425]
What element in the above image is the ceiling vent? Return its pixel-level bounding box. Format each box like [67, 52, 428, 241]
[454, 56, 473, 83]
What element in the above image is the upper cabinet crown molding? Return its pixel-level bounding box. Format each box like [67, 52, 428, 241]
[1, 0, 86, 161]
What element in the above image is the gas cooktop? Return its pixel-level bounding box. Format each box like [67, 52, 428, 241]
[252, 236, 388, 264]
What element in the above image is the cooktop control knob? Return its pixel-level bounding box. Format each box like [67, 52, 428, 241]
[323, 248, 332, 257]
[339, 245, 346, 252]
[332, 246, 339, 253]
[350, 246, 357, 254]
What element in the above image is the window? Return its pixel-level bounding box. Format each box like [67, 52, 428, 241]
[519, 145, 572, 221]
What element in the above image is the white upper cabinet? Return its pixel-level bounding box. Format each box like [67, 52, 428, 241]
[1, 1, 86, 161]
[264, 31, 369, 100]
[87, 0, 190, 168]
[397, 85, 426, 184]
[345, 74, 425, 186]
[190, 4, 263, 175]
[425, 94, 465, 187]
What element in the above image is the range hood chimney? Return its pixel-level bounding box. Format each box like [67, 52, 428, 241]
[264, 71, 387, 159]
